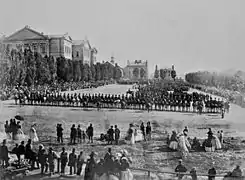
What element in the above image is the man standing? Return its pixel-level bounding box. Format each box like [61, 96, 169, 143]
[104, 148, 113, 173]
[76, 151, 84, 175]
[107, 126, 114, 145]
[175, 159, 187, 180]
[115, 125, 120, 145]
[39, 149, 48, 175]
[140, 122, 146, 141]
[57, 124, 63, 143]
[60, 147, 68, 175]
[87, 124, 94, 143]
[70, 124, 77, 144]
[77, 125, 82, 143]
[17, 141, 25, 163]
[68, 148, 77, 175]
[0, 139, 9, 167]
[146, 121, 152, 141]
[47, 147, 58, 176]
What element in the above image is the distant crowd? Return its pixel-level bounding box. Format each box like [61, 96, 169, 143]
[0, 80, 114, 101]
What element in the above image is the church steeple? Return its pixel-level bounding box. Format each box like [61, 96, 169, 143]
[110, 53, 115, 64]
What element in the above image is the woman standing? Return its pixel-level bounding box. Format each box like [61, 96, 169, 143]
[29, 124, 39, 142]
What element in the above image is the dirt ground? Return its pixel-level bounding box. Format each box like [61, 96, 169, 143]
[1, 84, 245, 179]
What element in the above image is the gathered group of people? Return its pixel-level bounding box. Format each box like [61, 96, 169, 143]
[69, 124, 92, 144]
[168, 127, 224, 159]
[0, 138, 133, 180]
[57, 123, 94, 145]
[174, 159, 243, 180]
[4, 119, 23, 140]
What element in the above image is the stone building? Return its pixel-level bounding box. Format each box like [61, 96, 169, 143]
[2, 26, 72, 59]
[123, 60, 148, 80]
[72, 39, 97, 66]
[160, 65, 175, 80]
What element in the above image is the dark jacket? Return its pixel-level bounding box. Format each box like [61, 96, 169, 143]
[0, 145, 9, 160]
[60, 151, 68, 164]
[17, 144, 25, 155]
[68, 153, 77, 166]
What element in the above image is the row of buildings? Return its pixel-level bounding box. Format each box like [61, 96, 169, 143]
[1, 25, 97, 66]
[0, 26, 158, 80]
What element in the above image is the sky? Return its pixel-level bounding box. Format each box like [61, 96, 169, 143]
[1, 0, 245, 76]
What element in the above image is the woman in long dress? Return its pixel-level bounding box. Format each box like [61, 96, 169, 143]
[120, 157, 134, 180]
[177, 132, 190, 158]
[169, 131, 178, 150]
[29, 124, 39, 142]
[213, 134, 222, 150]
[16, 121, 26, 140]
[130, 129, 135, 145]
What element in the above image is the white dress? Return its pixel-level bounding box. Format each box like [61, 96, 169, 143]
[213, 135, 222, 150]
[130, 129, 135, 145]
[121, 169, 134, 180]
[29, 127, 39, 142]
[178, 135, 189, 158]
[169, 141, 178, 150]
[16, 128, 26, 140]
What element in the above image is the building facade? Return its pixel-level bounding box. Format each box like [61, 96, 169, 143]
[160, 65, 175, 80]
[123, 60, 148, 80]
[72, 39, 97, 66]
[3, 26, 73, 59]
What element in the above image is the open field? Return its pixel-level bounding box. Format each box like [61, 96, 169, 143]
[1, 84, 245, 179]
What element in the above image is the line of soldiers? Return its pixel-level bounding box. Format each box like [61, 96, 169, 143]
[15, 89, 228, 114]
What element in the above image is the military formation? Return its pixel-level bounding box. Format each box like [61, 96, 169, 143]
[15, 84, 229, 114]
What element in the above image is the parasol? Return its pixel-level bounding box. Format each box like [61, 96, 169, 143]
[15, 115, 24, 121]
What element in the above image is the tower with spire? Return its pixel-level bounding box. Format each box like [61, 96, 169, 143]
[110, 52, 115, 65]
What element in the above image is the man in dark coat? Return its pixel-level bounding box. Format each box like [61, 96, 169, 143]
[60, 147, 68, 175]
[114, 125, 120, 145]
[70, 124, 77, 144]
[0, 139, 9, 167]
[68, 148, 77, 175]
[107, 126, 114, 145]
[25, 139, 36, 169]
[208, 164, 216, 180]
[104, 148, 114, 173]
[76, 151, 84, 175]
[175, 159, 187, 180]
[17, 141, 25, 163]
[87, 124, 93, 143]
[39, 149, 48, 175]
[85, 152, 97, 180]
[140, 122, 146, 141]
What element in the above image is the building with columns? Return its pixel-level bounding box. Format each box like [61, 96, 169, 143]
[2, 26, 72, 59]
[123, 60, 148, 80]
[72, 38, 97, 66]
